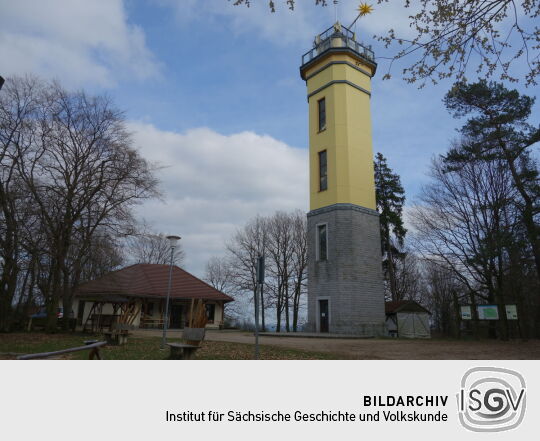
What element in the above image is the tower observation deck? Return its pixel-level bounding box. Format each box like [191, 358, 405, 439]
[301, 23, 375, 71]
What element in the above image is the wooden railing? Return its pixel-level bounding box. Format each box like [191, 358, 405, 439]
[140, 317, 165, 328]
[17, 341, 107, 360]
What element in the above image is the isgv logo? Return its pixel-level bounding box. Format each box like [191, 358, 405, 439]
[457, 367, 526, 432]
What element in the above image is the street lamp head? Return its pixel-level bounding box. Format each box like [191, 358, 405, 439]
[166, 235, 181, 248]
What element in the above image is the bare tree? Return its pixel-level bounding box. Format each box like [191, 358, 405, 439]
[0, 76, 45, 330]
[77, 232, 124, 282]
[127, 232, 185, 265]
[411, 151, 523, 339]
[204, 256, 241, 324]
[231, 0, 328, 13]
[392, 249, 422, 303]
[226, 215, 268, 331]
[266, 211, 295, 332]
[204, 256, 235, 292]
[421, 260, 464, 338]
[375, 0, 540, 86]
[2, 76, 160, 331]
[290, 210, 307, 331]
[225, 211, 308, 332]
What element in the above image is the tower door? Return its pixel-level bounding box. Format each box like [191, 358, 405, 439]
[319, 300, 329, 333]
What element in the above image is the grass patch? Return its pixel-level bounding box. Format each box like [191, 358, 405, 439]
[0, 332, 339, 360]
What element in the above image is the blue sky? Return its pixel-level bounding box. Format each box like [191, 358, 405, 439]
[2, 0, 538, 277]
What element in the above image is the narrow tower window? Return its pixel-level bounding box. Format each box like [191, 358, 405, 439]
[319, 150, 327, 191]
[318, 97, 326, 131]
[317, 224, 327, 261]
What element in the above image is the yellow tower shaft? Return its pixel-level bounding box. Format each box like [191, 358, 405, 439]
[302, 52, 376, 211]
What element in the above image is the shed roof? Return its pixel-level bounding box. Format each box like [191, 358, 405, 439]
[385, 300, 430, 314]
[75, 264, 234, 303]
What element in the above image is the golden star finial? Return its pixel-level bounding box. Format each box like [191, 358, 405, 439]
[357, 2, 374, 16]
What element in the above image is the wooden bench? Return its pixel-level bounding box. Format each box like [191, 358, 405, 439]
[104, 323, 133, 345]
[167, 327, 205, 360]
[17, 341, 107, 360]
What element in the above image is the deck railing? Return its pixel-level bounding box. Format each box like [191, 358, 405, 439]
[301, 24, 375, 66]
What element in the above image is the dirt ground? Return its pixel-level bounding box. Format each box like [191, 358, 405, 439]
[131, 329, 540, 360]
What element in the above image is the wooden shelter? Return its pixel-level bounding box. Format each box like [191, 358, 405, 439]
[73, 264, 234, 332]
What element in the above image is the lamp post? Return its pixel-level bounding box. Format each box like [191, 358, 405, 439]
[161, 235, 181, 349]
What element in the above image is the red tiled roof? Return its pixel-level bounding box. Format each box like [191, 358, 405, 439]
[385, 300, 430, 314]
[76, 264, 234, 302]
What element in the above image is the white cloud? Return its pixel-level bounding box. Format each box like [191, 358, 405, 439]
[0, 0, 159, 87]
[128, 122, 308, 277]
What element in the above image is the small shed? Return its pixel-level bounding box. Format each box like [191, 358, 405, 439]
[385, 300, 431, 338]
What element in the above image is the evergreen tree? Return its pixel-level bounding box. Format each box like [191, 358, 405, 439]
[374, 152, 406, 301]
[443, 80, 540, 283]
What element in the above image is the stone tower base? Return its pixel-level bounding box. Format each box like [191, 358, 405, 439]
[306, 203, 387, 336]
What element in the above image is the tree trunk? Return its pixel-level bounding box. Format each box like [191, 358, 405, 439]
[469, 292, 479, 339]
[14, 264, 31, 317]
[45, 256, 62, 332]
[285, 287, 290, 332]
[260, 285, 266, 332]
[452, 290, 461, 339]
[387, 239, 397, 301]
[0, 283, 16, 332]
[23, 258, 38, 318]
[276, 283, 284, 332]
[292, 285, 300, 332]
[0, 258, 18, 332]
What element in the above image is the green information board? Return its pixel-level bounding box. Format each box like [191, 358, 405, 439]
[477, 305, 499, 320]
